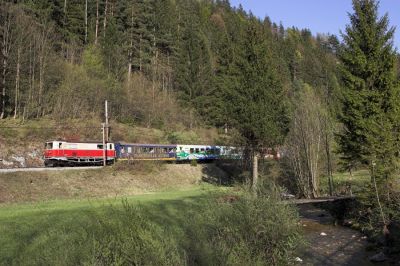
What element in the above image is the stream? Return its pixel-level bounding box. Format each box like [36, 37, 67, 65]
[297, 204, 394, 266]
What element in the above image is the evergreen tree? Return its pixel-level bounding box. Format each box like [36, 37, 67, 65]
[228, 17, 289, 159]
[173, 1, 213, 116]
[338, 0, 399, 183]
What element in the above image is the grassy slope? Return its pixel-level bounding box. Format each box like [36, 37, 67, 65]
[0, 186, 223, 265]
[0, 117, 219, 145]
[0, 163, 228, 204]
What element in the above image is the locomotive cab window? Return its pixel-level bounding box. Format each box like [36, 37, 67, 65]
[190, 148, 194, 154]
[97, 144, 104, 149]
[45, 142, 53, 149]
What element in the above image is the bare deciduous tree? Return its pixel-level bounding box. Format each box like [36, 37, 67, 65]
[0, 4, 13, 119]
[286, 84, 326, 198]
[95, 0, 99, 45]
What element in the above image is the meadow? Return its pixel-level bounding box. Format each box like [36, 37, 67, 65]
[0, 185, 303, 265]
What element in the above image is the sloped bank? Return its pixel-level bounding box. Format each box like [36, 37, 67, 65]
[0, 163, 228, 204]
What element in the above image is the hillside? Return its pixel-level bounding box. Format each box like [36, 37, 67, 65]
[0, 0, 340, 128]
[0, 163, 228, 204]
[0, 118, 221, 168]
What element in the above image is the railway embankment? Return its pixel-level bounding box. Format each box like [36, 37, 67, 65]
[0, 163, 228, 204]
[0, 118, 221, 169]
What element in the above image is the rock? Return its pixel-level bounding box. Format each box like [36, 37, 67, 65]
[369, 252, 387, 262]
[281, 192, 295, 199]
[294, 257, 303, 262]
[343, 219, 353, 227]
[1, 160, 13, 166]
[12, 156, 26, 167]
[320, 232, 327, 236]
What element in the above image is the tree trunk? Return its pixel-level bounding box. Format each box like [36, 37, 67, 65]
[103, 0, 108, 38]
[37, 30, 48, 118]
[371, 165, 387, 232]
[0, 52, 6, 119]
[13, 47, 20, 119]
[252, 151, 258, 191]
[95, 0, 99, 45]
[64, 0, 67, 14]
[37, 53, 44, 118]
[0, 15, 11, 119]
[139, 35, 142, 71]
[349, 168, 353, 196]
[85, 0, 88, 43]
[127, 6, 134, 82]
[63, 0, 67, 26]
[326, 133, 334, 196]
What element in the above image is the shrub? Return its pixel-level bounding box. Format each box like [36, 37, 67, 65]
[185, 193, 304, 265]
[86, 201, 184, 265]
[190, 159, 198, 167]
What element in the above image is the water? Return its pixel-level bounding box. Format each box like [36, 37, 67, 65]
[297, 204, 382, 266]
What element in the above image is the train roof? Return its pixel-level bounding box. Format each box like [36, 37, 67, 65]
[46, 140, 107, 144]
[117, 143, 177, 148]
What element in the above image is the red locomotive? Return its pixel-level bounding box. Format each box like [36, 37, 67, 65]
[44, 140, 116, 166]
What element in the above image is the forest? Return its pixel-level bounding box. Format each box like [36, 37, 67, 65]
[1, 0, 400, 192]
[0, 0, 346, 185]
[0, 0, 342, 125]
[1, 0, 400, 261]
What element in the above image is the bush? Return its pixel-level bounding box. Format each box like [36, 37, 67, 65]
[185, 192, 304, 265]
[87, 201, 183, 265]
[190, 159, 198, 167]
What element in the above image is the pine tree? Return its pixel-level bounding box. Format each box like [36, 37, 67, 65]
[173, 0, 213, 115]
[338, 0, 399, 185]
[227, 17, 289, 187]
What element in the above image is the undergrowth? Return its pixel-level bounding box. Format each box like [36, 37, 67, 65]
[1, 188, 303, 265]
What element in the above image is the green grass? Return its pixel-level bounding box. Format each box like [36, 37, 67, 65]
[320, 170, 370, 195]
[0, 185, 302, 265]
[0, 186, 219, 265]
[0, 185, 219, 219]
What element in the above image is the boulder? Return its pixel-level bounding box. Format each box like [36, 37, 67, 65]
[369, 252, 387, 262]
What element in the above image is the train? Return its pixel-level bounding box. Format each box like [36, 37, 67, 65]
[43, 140, 242, 167]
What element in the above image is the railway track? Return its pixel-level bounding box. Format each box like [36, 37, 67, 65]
[0, 166, 103, 173]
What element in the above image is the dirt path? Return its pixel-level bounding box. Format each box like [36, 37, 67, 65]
[297, 204, 390, 266]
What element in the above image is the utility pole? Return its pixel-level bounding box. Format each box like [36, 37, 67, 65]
[252, 152, 258, 192]
[102, 123, 106, 166]
[105, 100, 109, 141]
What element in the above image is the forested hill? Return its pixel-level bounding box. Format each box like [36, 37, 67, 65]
[1, 0, 341, 130]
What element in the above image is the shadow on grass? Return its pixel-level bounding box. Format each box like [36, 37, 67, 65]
[0, 192, 217, 265]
